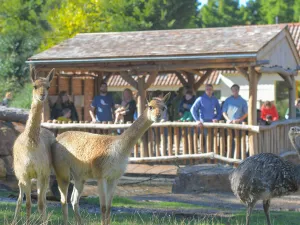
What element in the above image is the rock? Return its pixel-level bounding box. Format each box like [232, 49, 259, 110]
[1, 155, 14, 176]
[0, 158, 7, 177]
[0, 121, 18, 156]
[172, 164, 234, 194]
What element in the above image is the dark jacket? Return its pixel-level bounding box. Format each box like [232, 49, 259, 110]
[51, 101, 79, 121]
[123, 100, 137, 123]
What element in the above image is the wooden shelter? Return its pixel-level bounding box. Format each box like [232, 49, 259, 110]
[27, 25, 300, 156]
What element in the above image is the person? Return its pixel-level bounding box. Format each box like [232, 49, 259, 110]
[51, 91, 79, 121]
[1, 92, 12, 106]
[190, 84, 222, 126]
[285, 99, 300, 119]
[169, 87, 185, 121]
[260, 101, 279, 125]
[222, 84, 248, 124]
[178, 89, 196, 121]
[57, 108, 72, 123]
[90, 82, 115, 122]
[114, 89, 136, 123]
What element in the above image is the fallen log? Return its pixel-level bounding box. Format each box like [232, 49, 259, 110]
[0, 106, 29, 124]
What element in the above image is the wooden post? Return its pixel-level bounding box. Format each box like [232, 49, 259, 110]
[160, 126, 166, 156]
[148, 130, 153, 157]
[168, 127, 173, 156]
[289, 75, 296, 119]
[174, 127, 180, 156]
[248, 66, 258, 156]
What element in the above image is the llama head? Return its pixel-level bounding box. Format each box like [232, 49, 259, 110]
[30, 68, 55, 102]
[289, 126, 300, 139]
[146, 92, 171, 122]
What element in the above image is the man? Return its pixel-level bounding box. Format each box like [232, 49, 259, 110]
[222, 84, 248, 124]
[190, 84, 222, 127]
[89, 82, 114, 122]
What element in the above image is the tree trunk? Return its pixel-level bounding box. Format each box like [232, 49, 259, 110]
[0, 106, 29, 124]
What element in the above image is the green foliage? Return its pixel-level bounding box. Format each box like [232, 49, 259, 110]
[8, 82, 33, 109]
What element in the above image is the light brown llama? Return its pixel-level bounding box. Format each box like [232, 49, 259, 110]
[13, 68, 55, 224]
[51, 93, 171, 225]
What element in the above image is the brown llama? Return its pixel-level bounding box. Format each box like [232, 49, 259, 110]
[51, 93, 171, 225]
[12, 68, 55, 224]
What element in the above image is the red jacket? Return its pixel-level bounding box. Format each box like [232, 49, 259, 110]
[260, 105, 279, 121]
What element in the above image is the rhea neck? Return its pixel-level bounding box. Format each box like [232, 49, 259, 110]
[24, 97, 44, 146]
[290, 134, 300, 156]
[119, 109, 153, 155]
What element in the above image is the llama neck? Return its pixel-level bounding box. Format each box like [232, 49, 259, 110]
[118, 110, 153, 155]
[24, 99, 43, 146]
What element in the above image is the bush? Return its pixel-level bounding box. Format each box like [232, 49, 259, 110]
[9, 83, 32, 109]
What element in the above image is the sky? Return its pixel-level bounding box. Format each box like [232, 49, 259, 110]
[198, 0, 248, 7]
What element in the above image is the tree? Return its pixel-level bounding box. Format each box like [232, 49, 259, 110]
[0, 0, 58, 83]
[41, 0, 199, 50]
[260, 0, 294, 24]
[293, 0, 300, 22]
[240, 0, 263, 25]
[198, 0, 243, 28]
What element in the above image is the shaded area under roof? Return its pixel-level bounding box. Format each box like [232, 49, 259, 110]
[30, 25, 286, 61]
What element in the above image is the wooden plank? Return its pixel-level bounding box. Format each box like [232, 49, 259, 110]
[213, 127, 218, 163]
[160, 126, 166, 156]
[168, 127, 173, 156]
[155, 127, 160, 157]
[199, 128, 204, 153]
[207, 128, 212, 163]
[182, 127, 188, 155]
[174, 127, 180, 156]
[148, 129, 153, 157]
[193, 127, 199, 154]
[234, 130, 241, 159]
[241, 130, 246, 160]
[188, 127, 193, 164]
[220, 128, 226, 156]
[227, 129, 233, 158]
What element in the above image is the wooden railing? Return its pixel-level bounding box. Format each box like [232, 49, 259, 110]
[42, 121, 260, 164]
[41, 119, 300, 164]
[257, 119, 300, 155]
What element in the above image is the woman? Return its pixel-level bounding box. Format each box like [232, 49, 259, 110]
[260, 101, 279, 124]
[285, 99, 300, 119]
[51, 91, 79, 121]
[115, 89, 136, 123]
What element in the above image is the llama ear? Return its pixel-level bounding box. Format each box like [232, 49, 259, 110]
[30, 66, 37, 82]
[46, 68, 55, 83]
[162, 92, 171, 103]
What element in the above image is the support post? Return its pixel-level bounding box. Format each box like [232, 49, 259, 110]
[289, 76, 296, 119]
[248, 66, 258, 156]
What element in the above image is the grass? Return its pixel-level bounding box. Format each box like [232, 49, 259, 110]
[0, 191, 299, 225]
[9, 82, 32, 109]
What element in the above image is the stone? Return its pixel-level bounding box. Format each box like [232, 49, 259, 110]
[172, 164, 234, 194]
[1, 155, 14, 176]
[0, 158, 7, 178]
[0, 121, 18, 156]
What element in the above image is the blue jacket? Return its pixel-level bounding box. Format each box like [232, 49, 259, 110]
[191, 93, 222, 122]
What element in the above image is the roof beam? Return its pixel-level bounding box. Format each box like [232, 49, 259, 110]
[120, 71, 138, 90]
[256, 66, 298, 77]
[175, 72, 188, 86]
[144, 71, 158, 89]
[193, 69, 213, 90]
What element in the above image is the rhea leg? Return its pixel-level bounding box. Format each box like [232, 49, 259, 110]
[37, 176, 49, 223]
[71, 179, 85, 225]
[263, 200, 272, 225]
[98, 179, 108, 225]
[246, 201, 256, 225]
[105, 180, 118, 225]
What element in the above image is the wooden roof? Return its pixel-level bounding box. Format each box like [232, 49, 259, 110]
[30, 25, 286, 61]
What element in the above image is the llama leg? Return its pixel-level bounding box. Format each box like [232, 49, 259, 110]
[246, 201, 256, 225]
[97, 179, 108, 225]
[105, 180, 118, 225]
[13, 181, 26, 224]
[37, 176, 49, 223]
[24, 180, 32, 225]
[71, 179, 85, 225]
[57, 176, 70, 225]
[263, 200, 272, 225]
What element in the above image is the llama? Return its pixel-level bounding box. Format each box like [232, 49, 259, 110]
[51, 93, 170, 225]
[13, 68, 55, 224]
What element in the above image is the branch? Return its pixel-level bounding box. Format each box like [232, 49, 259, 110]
[0, 106, 29, 124]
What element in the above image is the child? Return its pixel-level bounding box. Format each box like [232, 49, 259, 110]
[57, 108, 72, 123]
[179, 90, 196, 122]
[114, 104, 129, 124]
[1, 92, 12, 106]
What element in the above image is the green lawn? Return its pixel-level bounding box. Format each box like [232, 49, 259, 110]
[0, 191, 299, 225]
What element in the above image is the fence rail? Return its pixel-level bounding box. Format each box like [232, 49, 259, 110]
[41, 119, 300, 164]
